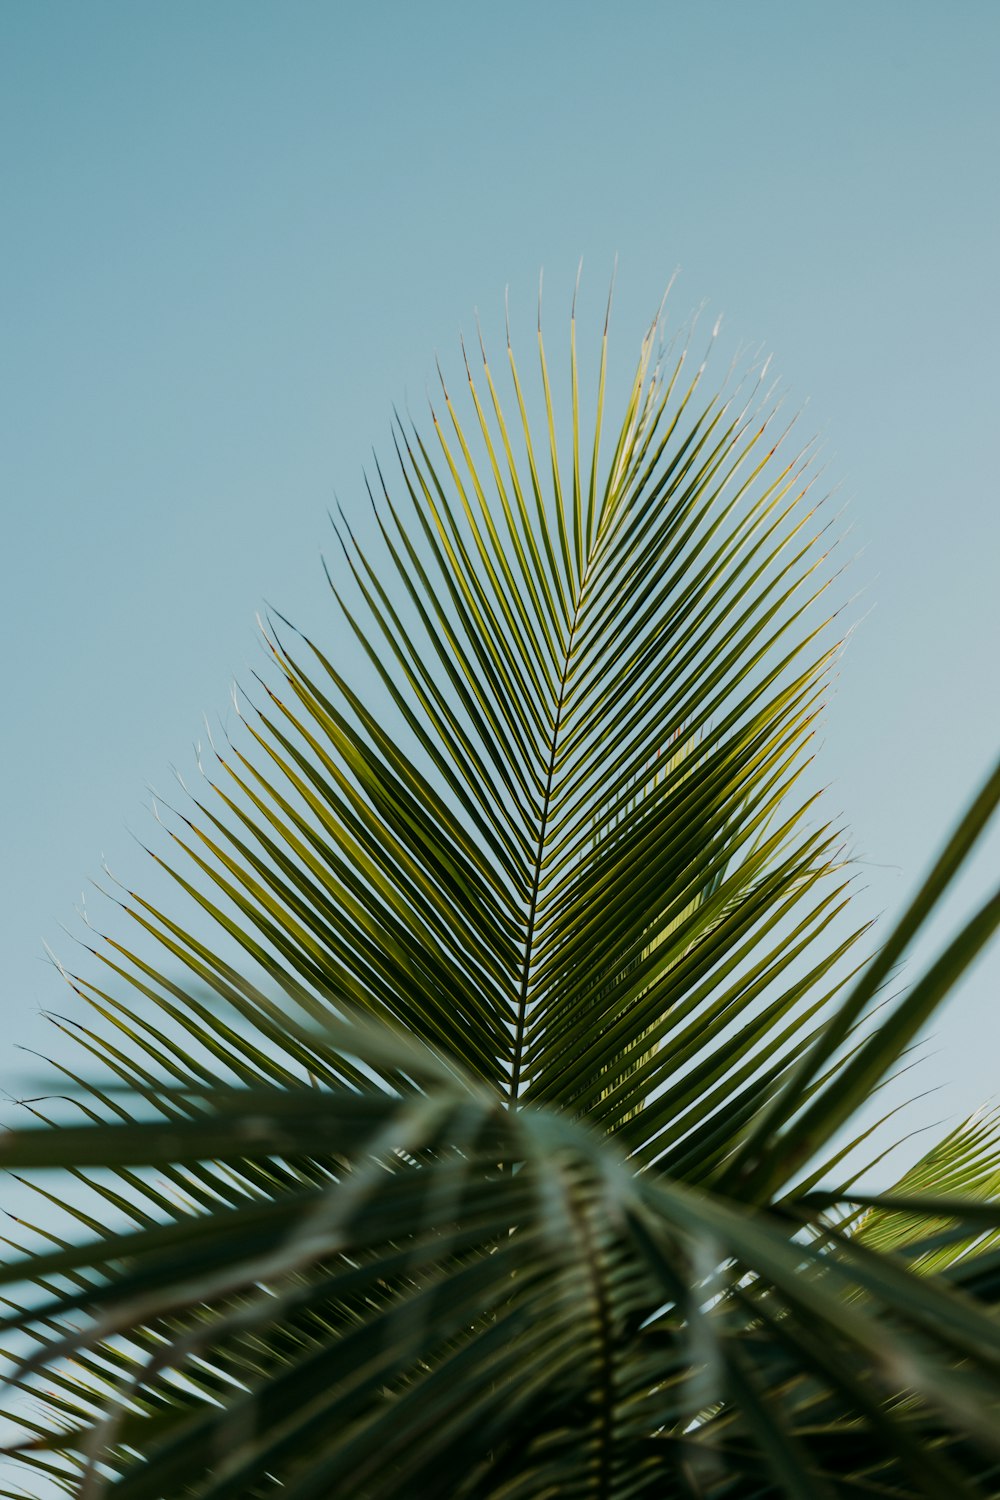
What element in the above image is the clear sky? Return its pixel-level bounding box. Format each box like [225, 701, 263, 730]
[1, 2, 998, 1469]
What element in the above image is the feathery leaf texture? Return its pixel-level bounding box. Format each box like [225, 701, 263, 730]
[2, 287, 1000, 1497]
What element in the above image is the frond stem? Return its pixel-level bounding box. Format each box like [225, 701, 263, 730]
[508, 471, 628, 1102]
[507, 605, 581, 1103]
[575, 1174, 616, 1499]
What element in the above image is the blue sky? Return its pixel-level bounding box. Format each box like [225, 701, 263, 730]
[4, 0, 999, 1153]
[1, 0, 999, 1476]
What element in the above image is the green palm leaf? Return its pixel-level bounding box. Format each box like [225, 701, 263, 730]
[2, 286, 1000, 1497]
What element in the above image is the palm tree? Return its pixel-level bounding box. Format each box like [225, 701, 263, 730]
[2, 286, 1000, 1498]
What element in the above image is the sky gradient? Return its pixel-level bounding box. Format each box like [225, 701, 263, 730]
[2, 6, 999, 1479]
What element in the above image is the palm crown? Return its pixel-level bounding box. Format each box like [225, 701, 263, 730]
[3, 285, 1000, 1499]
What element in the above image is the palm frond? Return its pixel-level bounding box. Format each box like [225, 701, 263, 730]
[803, 1104, 1000, 1274]
[3, 285, 1000, 1498]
